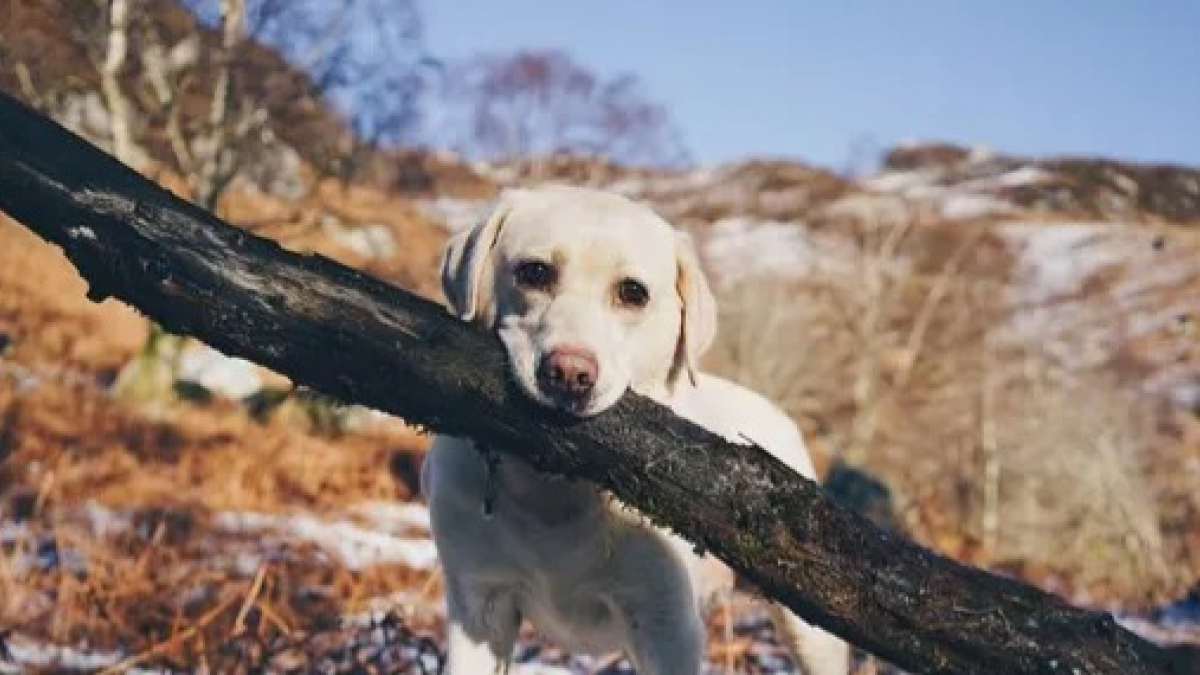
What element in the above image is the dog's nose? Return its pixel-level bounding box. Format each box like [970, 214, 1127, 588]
[538, 347, 598, 399]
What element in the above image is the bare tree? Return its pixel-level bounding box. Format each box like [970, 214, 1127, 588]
[84, 0, 430, 401]
[110, 0, 254, 403]
[704, 210, 1190, 600]
[98, 0, 140, 165]
[3, 1, 434, 406]
[134, 0, 255, 211]
[434, 50, 689, 168]
[187, 0, 434, 150]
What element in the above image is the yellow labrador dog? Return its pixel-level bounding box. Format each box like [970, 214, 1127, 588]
[422, 185, 849, 675]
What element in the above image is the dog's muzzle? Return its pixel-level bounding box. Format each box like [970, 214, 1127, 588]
[536, 345, 598, 411]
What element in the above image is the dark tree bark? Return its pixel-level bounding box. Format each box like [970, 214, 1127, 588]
[0, 89, 1190, 675]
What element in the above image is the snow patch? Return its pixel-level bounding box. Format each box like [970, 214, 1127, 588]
[343, 589, 445, 626]
[327, 223, 398, 259]
[1, 502, 133, 574]
[2, 637, 124, 673]
[512, 665, 577, 675]
[605, 167, 720, 200]
[861, 169, 941, 193]
[81, 500, 132, 537]
[703, 218, 811, 283]
[821, 193, 913, 223]
[858, 164, 1040, 220]
[998, 222, 1123, 303]
[0, 520, 28, 544]
[177, 345, 263, 399]
[702, 217, 866, 285]
[416, 197, 489, 233]
[346, 501, 431, 534]
[940, 192, 1014, 220]
[214, 510, 438, 571]
[991, 166, 1052, 188]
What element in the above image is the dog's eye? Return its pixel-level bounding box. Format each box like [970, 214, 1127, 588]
[616, 278, 650, 308]
[514, 260, 556, 290]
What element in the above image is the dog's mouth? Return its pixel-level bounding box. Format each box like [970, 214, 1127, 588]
[497, 326, 620, 418]
[534, 387, 597, 417]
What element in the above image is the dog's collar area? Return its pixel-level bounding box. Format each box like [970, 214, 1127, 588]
[474, 442, 604, 523]
[478, 442, 502, 520]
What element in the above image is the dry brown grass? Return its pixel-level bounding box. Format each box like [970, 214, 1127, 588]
[0, 175, 455, 671]
[0, 367, 444, 672]
[0, 519, 444, 674]
[703, 214, 1007, 473]
[0, 372, 425, 513]
[0, 219, 147, 381]
[704, 214, 1200, 605]
[983, 369, 1183, 603]
[0, 211, 431, 513]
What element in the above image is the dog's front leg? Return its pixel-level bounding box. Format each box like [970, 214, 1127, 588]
[623, 604, 705, 675]
[444, 578, 521, 675]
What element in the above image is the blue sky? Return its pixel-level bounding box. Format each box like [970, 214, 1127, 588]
[421, 1, 1200, 170]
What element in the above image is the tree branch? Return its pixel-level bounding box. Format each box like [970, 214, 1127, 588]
[0, 89, 1188, 675]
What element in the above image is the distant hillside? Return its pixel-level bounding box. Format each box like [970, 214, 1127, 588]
[443, 144, 1200, 405]
[881, 142, 1200, 223]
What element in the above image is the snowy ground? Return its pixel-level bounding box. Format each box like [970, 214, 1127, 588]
[2, 500, 1197, 675]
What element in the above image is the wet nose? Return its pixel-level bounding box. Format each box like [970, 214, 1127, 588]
[538, 346, 598, 399]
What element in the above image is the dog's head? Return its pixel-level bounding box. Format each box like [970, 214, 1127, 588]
[440, 185, 717, 416]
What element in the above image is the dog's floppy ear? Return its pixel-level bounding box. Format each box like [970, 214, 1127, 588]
[672, 230, 717, 385]
[439, 194, 514, 322]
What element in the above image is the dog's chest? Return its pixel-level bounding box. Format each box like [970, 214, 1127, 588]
[477, 515, 631, 653]
[516, 569, 627, 653]
[485, 472, 657, 652]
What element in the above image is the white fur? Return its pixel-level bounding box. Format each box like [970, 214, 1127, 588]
[423, 185, 849, 674]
